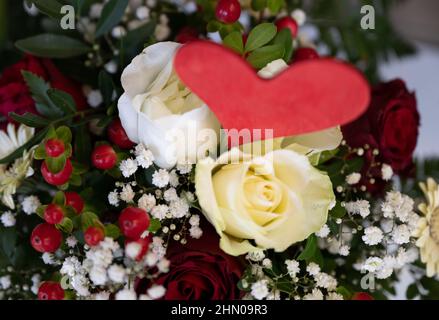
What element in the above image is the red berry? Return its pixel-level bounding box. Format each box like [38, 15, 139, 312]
[41, 159, 73, 186]
[44, 204, 64, 225]
[119, 207, 150, 240]
[215, 0, 241, 24]
[352, 292, 374, 300]
[92, 145, 117, 170]
[38, 282, 65, 300]
[107, 119, 134, 150]
[31, 223, 62, 253]
[275, 17, 299, 38]
[293, 47, 319, 62]
[126, 236, 151, 261]
[84, 226, 105, 246]
[175, 27, 199, 44]
[65, 192, 84, 214]
[45, 139, 65, 158]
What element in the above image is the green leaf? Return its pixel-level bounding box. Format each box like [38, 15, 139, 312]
[207, 20, 222, 33]
[0, 126, 49, 164]
[98, 70, 115, 106]
[297, 234, 317, 262]
[81, 211, 99, 231]
[16, 34, 90, 58]
[251, 0, 267, 11]
[330, 201, 346, 219]
[148, 218, 161, 233]
[104, 224, 121, 239]
[120, 21, 156, 52]
[30, 0, 63, 19]
[74, 125, 92, 165]
[69, 173, 82, 186]
[48, 89, 77, 114]
[56, 126, 72, 144]
[267, 0, 284, 14]
[95, 0, 129, 38]
[246, 44, 285, 69]
[9, 112, 50, 128]
[273, 28, 293, 63]
[53, 191, 66, 206]
[36, 205, 47, 219]
[336, 286, 352, 299]
[223, 31, 244, 54]
[46, 154, 67, 174]
[34, 144, 47, 160]
[406, 283, 418, 299]
[245, 23, 277, 53]
[58, 217, 73, 233]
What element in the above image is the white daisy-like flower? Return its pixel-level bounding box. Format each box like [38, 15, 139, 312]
[251, 280, 269, 300]
[362, 226, 384, 246]
[381, 164, 393, 181]
[346, 172, 361, 185]
[0, 211, 16, 227]
[21, 195, 41, 215]
[119, 158, 138, 178]
[138, 193, 156, 212]
[152, 169, 170, 188]
[108, 190, 119, 206]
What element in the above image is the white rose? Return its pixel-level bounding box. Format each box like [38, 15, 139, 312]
[118, 42, 221, 168]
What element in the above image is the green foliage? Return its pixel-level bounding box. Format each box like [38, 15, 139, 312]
[16, 34, 90, 58]
[245, 23, 277, 53]
[95, 0, 129, 38]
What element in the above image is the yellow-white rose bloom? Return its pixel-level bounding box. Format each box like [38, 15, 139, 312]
[195, 148, 335, 256]
[414, 178, 439, 277]
[118, 42, 221, 169]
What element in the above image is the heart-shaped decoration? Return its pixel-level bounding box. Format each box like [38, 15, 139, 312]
[174, 41, 370, 139]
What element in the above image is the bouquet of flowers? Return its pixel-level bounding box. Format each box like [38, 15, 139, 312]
[0, 0, 438, 301]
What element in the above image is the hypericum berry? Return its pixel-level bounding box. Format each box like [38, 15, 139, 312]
[107, 119, 134, 149]
[126, 236, 151, 261]
[119, 207, 150, 240]
[293, 47, 319, 62]
[30, 223, 62, 253]
[275, 17, 299, 38]
[175, 27, 199, 43]
[84, 226, 105, 246]
[352, 292, 374, 300]
[45, 139, 65, 158]
[44, 204, 64, 225]
[215, 0, 241, 24]
[92, 145, 117, 170]
[38, 282, 65, 300]
[41, 159, 73, 186]
[65, 192, 84, 214]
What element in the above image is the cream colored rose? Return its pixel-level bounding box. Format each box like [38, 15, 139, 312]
[118, 42, 221, 168]
[195, 148, 335, 256]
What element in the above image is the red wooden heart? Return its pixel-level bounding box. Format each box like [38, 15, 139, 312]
[174, 41, 370, 139]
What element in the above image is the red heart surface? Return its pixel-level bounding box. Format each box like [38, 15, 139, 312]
[174, 41, 370, 140]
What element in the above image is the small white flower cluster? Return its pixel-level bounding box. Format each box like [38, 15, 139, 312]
[21, 195, 41, 215]
[345, 199, 371, 218]
[0, 211, 16, 227]
[119, 144, 155, 178]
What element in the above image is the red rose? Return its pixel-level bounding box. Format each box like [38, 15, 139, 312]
[342, 79, 420, 175]
[0, 55, 87, 126]
[139, 223, 243, 300]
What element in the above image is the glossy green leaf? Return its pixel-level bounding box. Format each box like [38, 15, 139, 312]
[9, 112, 50, 128]
[223, 31, 244, 54]
[245, 23, 277, 53]
[246, 44, 285, 69]
[95, 0, 129, 38]
[16, 34, 90, 58]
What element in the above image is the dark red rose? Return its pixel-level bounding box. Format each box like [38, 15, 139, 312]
[342, 79, 420, 176]
[138, 223, 243, 300]
[0, 55, 87, 126]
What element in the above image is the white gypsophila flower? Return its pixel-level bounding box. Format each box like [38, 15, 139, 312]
[169, 170, 180, 187]
[61, 256, 81, 276]
[327, 292, 344, 300]
[104, 61, 118, 74]
[90, 266, 108, 286]
[303, 288, 324, 300]
[147, 285, 166, 300]
[285, 259, 300, 277]
[247, 250, 265, 262]
[136, 6, 150, 19]
[151, 237, 166, 259]
[391, 224, 411, 245]
[189, 226, 203, 239]
[395, 248, 416, 268]
[115, 289, 137, 300]
[176, 163, 193, 174]
[66, 236, 78, 248]
[169, 198, 189, 218]
[93, 291, 111, 300]
[380, 219, 394, 233]
[145, 252, 159, 267]
[163, 188, 178, 202]
[345, 200, 370, 218]
[152, 169, 170, 188]
[1, 211, 16, 227]
[120, 158, 138, 178]
[315, 224, 330, 238]
[189, 214, 200, 226]
[112, 26, 127, 39]
[0, 275, 11, 289]
[89, 3, 103, 18]
[384, 191, 414, 223]
[42, 252, 55, 265]
[262, 258, 272, 269]
[362, 257, 383, 273]
[108, 264, 126, 284]
[266, 290, 281, 300]
[362, 226, 384, 246]
[376, 256, 395, 279]
[183, 191, 195, 203]
[381, 164, 393, 181]
[21, 195, 40, 215]
[151, 204, 168, 220]
[251, 280, 269, 300]
[87, 90, 103, 107]
[314, 272, 337, 291]
[291, 9, 306, 25]
[108, 190, 119, 206]
[339, 245, 350, 256]
[346, 172, 361, 185]
[138, 193, 156, 212]
[134, 144, 154, 169]
[125, 242, 142, 259]
[120, 184, 135, 203]
[306, 262, 321, 276]
[71, 274, 90, 297]
[155, 23, 170, 41]
[157, 258, 170, 273]
[31, 274, 41, 294]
